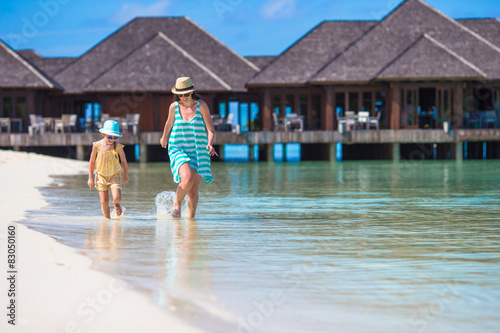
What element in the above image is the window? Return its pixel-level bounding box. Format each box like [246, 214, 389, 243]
[362, 92, 372, 112]
[437, 88, 451, 126]
[15, 97, 26, 119]
[218, 102, 227, 118]
[273, 95, 281, 116]
[375, 91, 386, 127]
[348, 92, 358, 111]
[496, 89, 500, 112]
[474, 87, 494, 111]
[335, 93, 345, 116]
[84, 103, 93, 121]
[285, 94, 294, 115]
[402, 89, 418, 127]
[228, 101, 239, 124]
[375, 92, 386, 113]
[93, 103, 101, 121]
[239, 103, 249, 132]
[1, 96, 26, 119]
[2, 97, 13, 117]
[299, 95, 308, 116]
[311, 94, 321, 129]
[250, 102, 260, 131]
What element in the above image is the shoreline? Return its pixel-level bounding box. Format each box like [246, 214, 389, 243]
[0, 150, 203, 333]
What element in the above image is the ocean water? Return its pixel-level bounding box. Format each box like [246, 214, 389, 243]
[24, 161, 500, 333]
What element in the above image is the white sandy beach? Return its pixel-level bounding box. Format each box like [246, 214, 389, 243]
[0, 150, 203, 333]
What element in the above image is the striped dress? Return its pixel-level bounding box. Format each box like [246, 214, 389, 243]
[168, 100, 213, 184]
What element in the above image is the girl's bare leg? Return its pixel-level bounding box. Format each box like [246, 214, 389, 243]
[187, 173, 202, 218]
[173, 163, 194, 218]
[111, 187, 122, 216]
[99, 190, 111, 219]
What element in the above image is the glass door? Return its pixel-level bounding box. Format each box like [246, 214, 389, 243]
[401, 88, 418, 128]
[239, 102, 249, 132]
[437, 88, 452, 128]
[495, 89, 500, 113]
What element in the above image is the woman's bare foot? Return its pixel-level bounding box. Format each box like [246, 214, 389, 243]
[114, 203, 123, 217]
[171, 205, 181, 218]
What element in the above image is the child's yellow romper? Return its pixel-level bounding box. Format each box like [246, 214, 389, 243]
[93, 142, 124, 191]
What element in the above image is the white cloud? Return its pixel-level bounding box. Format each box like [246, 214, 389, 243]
[110, 1, 170, 24]
[260, 0, 297, 20]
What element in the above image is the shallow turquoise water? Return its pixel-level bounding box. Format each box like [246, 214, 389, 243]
[25, 161, 500, 332]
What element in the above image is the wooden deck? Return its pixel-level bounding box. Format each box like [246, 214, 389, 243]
[2, 129, 500, 148]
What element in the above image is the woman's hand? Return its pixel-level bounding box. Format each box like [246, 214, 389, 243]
[207, 145, 218, 157]
[160, 136, 167, 148]
[87, 177, 94, 190]
[122, 174, 129, 185]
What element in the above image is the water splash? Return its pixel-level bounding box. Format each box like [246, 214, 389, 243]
[111, 205, 126, 219]
[155, 191, 187, 217]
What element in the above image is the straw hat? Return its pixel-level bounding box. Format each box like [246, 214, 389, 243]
[171, 77, 196, 94]
[99, 120, 123, 137]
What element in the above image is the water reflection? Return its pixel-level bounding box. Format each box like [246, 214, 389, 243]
[83, 219, 123, 274]
[162, 219, 209, 295]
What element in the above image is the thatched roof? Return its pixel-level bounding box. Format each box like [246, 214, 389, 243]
[311, 0, 500, 83]
[376, 34, 486, 80]
[248, 0, 500, 86]
[17, 50, 76, 77]
[5, 3, 499, 93]
[248, 20, 376, 86]
[456, 18, 500, 48]
[245, 56, 276, 69]
[54, 17, 259, 93]
[85, 32, 231, 92]
[0, 41, 62, 89]
[16, 50, 40, 61]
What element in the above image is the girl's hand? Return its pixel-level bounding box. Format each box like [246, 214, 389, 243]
[87, 177, 94, 190]
[160, 137, 167, 148]
[122, 175, 129, 185]
[207, 145, 218, 157]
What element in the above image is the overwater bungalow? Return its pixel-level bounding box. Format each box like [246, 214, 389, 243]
[0, 0, 499, 161]
[247, 0, 500, 159]
[6, 17, 260, 132]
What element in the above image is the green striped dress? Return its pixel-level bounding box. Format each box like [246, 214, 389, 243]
[168, 100, 213, 184]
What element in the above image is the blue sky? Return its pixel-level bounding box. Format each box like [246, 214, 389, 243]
[1, 0, 499, 58]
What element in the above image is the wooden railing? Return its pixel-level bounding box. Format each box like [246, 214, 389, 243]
[3, 129, 500, 148]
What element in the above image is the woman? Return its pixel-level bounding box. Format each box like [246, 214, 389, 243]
[160, 77, 218, 218]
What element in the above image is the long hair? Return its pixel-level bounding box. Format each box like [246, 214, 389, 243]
[173, 91, 202, 102]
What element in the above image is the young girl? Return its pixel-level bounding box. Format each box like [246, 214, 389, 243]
[160, 77, 218, 218]
[88, 120, 129, 218]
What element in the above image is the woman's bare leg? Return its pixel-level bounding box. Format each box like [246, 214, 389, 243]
[187, 173, 202, 218]
[99, 190, 111, 219]
[172, 163, 194, 218]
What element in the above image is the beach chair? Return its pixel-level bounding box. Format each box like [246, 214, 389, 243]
[482, 110, 498, 128]
[28, 114, 46, 136]
[95, 113, 110, 130]
[0, 118, 11, 133]
[272, 113, 284, 131]
[223, 113, 236, 132]
[211, 114, 223, 131]
[124, 113, 140, 134]
[285, 113, 304, 132]
[465, 111, 480, 128]
[368, 111, 382, 130]
[54, 114, 78, 133]
[336, 112, 347, 132]
[344, 111, 358, 131]
[357, 111, 370, 130]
